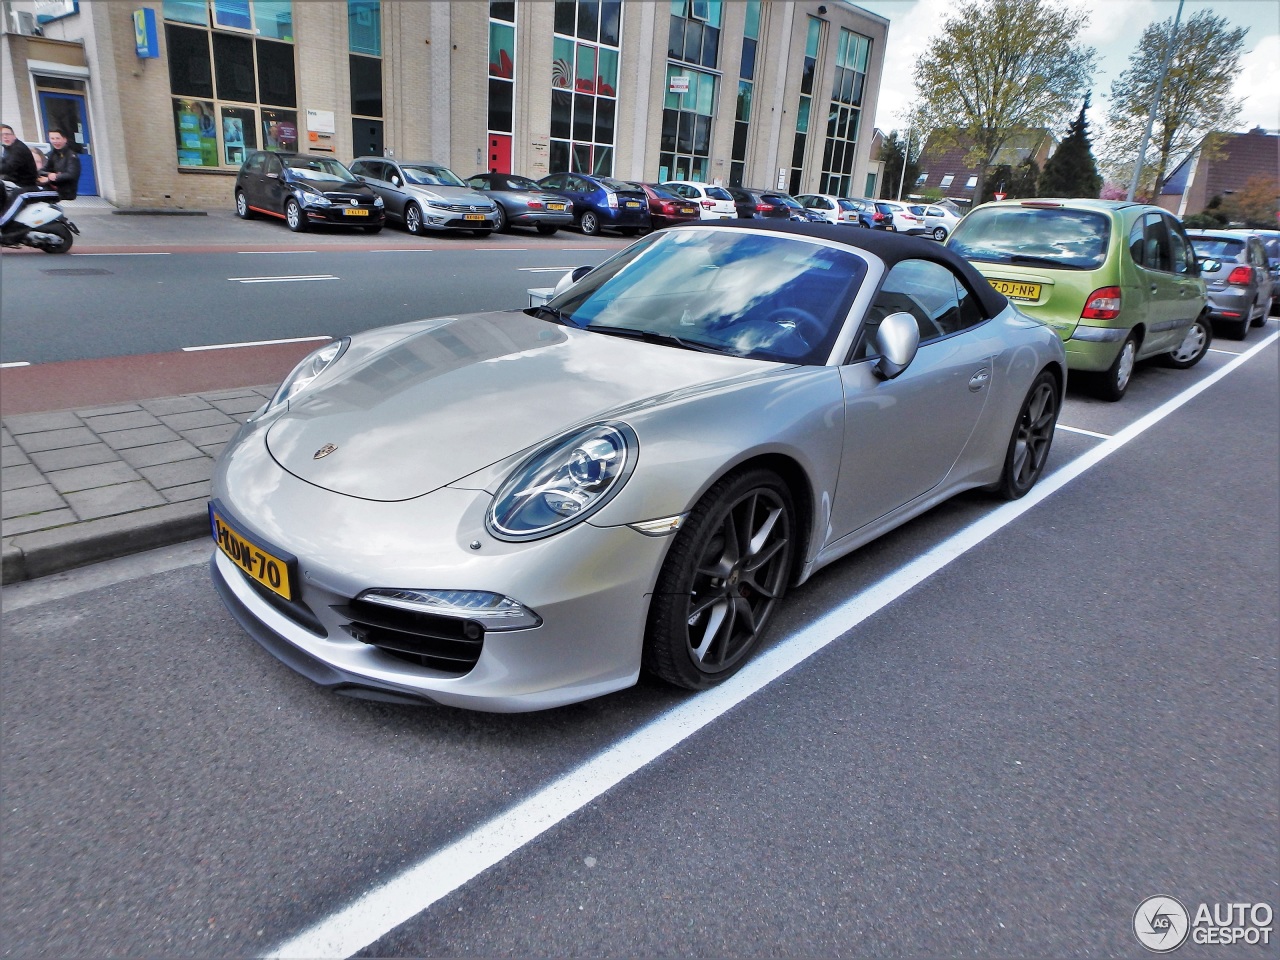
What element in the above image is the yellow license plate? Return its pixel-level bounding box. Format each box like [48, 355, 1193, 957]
[988, 278, 1043, 301]
[681, 208, 696, 215]
[343, 208, 370, 216]
[625, 201, 641, 208]
[464, 213, 486, 221]
[211, 507, 293, 600]
[547, 203, 566, 211]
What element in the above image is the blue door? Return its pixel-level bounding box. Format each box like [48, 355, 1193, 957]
[38, 91, 97, 197]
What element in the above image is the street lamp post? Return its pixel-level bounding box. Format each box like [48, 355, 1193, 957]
[1128, 0, 1185, 201]
[897, 128, 912, 202]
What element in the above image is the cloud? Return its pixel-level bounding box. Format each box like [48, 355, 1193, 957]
[1234, 34, 1280, 129]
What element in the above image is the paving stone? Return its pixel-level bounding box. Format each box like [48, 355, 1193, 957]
[182, 423, 240, 447]
[82, 410, 161, 433]
[47, 461, 142, 494]
[1, 507, 77, 536]
[74, 402, 142, 417]
[1, 484, 67, 519]
[138, 457, 213, 489]
[2, 464, 43, 491]
[163, 480, 213, 503]
[13, 426, 97, 453]
[198, 440, 230, 458]
[159, 408, 236, 431]
[63, 481, 167, 520]
[3, 410, 81, 434]
[1, 445, 31, 468]
[27, 443, 119, 472]
[117, 439, 205, 469]
[209, 395, 267, 416]
[200, 385, 275, 401]
[140, 395, 212, 416]
[1, 427, 14, 446]
[101, 425, 183, 450]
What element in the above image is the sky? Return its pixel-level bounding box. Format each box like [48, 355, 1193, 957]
[854, 0, 1280, 138]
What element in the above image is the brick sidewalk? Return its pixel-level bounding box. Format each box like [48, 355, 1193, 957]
[1, 384, 274, 583]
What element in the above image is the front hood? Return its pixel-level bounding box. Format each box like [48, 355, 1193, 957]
[406, 184, 492, 207]
[288, 175, 374, 199]
[265, 311, 773, 501]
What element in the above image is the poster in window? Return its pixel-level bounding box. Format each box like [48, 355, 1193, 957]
[174, 98, 218, 166]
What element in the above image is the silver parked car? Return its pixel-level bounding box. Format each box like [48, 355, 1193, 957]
[210, 223, 1065, 712]
[1186, 229, 1275, 339]
[464, 171, 574, 235]
[350, 157, 498, 236]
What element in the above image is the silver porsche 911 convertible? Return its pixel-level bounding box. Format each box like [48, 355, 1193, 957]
[210, 222, 1065, 712]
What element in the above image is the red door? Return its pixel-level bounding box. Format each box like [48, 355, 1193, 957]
[488, 134, 512, 174]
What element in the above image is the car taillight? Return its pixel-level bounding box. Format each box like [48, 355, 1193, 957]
[605, 191, 618, 208]
[873, 212, 885, 221]
[700, 199, 714, 208]
[527, 199, 543, 209]
[756, 202, 774, 212]
[1081, 286, 1122, 320]
[660, 201, 676, 213]
[1227, 266, 1252, 285]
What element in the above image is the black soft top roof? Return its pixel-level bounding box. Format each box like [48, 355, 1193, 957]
[689, 219, 1009, 317]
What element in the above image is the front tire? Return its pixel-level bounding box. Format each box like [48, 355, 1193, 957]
[996, 371, 1059, 499]
[235, 190, 255, 219]
[579, 211, 601, 236]
[1091, 331, 1138, 402]
[38, 222, 73, 253]
[932, 226, 947, 241]
[404, 202, 424, 236]
[493, 204, 509, 232]
[285, 198, 307, 232]
[644, 469, 795, 690]
[1162, 314, 1212, 369]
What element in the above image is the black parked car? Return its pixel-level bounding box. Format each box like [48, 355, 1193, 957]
[235, 151, 384, 233]
[725, 186, 812, 221]
[465, 171, 575, 235]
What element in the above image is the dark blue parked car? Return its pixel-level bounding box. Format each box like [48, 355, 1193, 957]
[536, 172, 650, 236]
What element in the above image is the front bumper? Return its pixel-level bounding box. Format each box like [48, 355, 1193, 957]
[421, 208, 499, 231]
[307, 206, 385, 227]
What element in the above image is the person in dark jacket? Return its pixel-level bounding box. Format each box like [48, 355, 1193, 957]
[39, 128, 80, 200]
[1, 123, 39, 222]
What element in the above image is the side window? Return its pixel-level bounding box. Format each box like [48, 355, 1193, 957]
[1250, 240, 1266, 268]
[1142, 213, 1173, 272]
[1164, 215, 1192, 275]
[245, 152, 266, 174]
[265, 154, 283, 176]
[568, 176, 590, 192]
[854, 260, 966, 360]
[468, 174, 489, 188]
[541, 174, 564, 189]
[1128, 217, 1146, 267]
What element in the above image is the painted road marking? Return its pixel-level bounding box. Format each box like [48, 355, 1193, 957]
[182, 336, 332, 352]
[227, 274, 339, 283]
[265, 334, 1277, 960]
[236, 250, 318, 254]
[476, 247, 529, 251]
[0, 361, 31, 368]
[517, 266, 576, 273]
[1209, 347, 1242, 355]
[1055, 424, 1113, 440]
[74, 252, 171, 256]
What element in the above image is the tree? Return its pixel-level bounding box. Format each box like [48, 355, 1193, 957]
[878, 130, 920, 200]
[1103, 10, 1248, 197]
[1039, 96, 1103, 198]
[909, 0, 1095, 204]
[1220, 175, 1280, 229]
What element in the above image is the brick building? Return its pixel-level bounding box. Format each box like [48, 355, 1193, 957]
[1158, 127, 1280, 219]
[913, 128, 1058, 205]
[1, 0, 890, 210]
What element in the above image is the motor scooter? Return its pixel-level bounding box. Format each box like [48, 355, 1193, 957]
[0, 181, 79, 253]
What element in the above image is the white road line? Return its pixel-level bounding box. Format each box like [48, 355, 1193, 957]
[73, 251, 171, 256]
[1055, 423, 1113, 440]
[367, 248, 434, 253]
[517, 266, 576, 273]
[1209, 347, 1241, 355]
[564, 247, 608, 251]
[0, 361, 31, 368]
[227, 275, 339, 283]
[267, 331, 1278, 960]
[236, 250, 319, 254]
[476, 247, 529, 251]
[182, 335, 331, 352]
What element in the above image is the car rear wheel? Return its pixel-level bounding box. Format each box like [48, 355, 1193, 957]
[579, 211, 601, 236]
[932, 226, 947, 241]
[1163, 314, 1212, 369]
[644, 469, 795, 691]
[235, 190, 255, 220]
[285, 198, 307, 232]
[1226, 315, 1251, 340]
[404, 202, 424, 236]
[535, 223, 559, 236]
[493, 204, 508, 232]
[1092, 332, 1138, 401]
[996, 371, 1059, 499]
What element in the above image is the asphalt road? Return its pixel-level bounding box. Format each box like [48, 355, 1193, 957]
[3, 334, 1276, 958]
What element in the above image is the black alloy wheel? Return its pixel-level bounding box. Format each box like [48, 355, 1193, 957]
[644, 469, 795, 690]
[285, 198, 307, 232]
[493, 203, 508, 232]
[996, 370, 1059, 499]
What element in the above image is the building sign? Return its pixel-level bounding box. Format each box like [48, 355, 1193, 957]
[668, 76, 690, 94]
[306, 109, 336, 153]
[34, 0, 78, 22]
[133, 8, 158, 59]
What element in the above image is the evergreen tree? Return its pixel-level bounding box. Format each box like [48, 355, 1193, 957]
[1040, 96, 1104, 198]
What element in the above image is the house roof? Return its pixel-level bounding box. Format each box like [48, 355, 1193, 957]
[1203, 128, 1280, 199]
[914, 129, 1059, 199]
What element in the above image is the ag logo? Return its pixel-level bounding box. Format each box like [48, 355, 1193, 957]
[1134, 896, 1190, 952]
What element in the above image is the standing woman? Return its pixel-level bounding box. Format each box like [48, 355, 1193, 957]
[41, 128, 80, 200]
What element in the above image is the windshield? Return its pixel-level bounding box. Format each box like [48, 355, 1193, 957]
[838, 199, 856, 211]
[949, 206, 1112, 270]
[543, 228, 866, 364]
[706, 186, 734, 201]
[1188, 237, 1244, 259]
[284, 157, 356, 182]
[600, 177, 642, 192]
[402, 164, 466, 187]
[647, 184, 682, 200]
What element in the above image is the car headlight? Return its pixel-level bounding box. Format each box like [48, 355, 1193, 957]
[488, 422, 638, 541]
[298, 186, 331, 207]
[269, 337, 350, 409]
[359, 589, 541, 632]
[374, 196, 384, 208]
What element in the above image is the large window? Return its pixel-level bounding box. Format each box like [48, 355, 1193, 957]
[789, 16, 822, 194]
[488, 2, 516, 140]
[349, 0, 383, 157]
[819, 29, 870, 196]
[729, 0, 760, 186]
[661, 0, 723, 183]
[163, 0, 295, 168]
[550, 0, 621, 176]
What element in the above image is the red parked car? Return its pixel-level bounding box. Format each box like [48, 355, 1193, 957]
[640, 183, 700, 229]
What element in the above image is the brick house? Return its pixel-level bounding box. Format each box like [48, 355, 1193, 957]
[1158, 127, 1280, 218]
[913, 128, 1058, 205]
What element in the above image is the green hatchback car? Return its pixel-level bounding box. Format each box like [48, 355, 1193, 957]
[947, 199, 1211, 400]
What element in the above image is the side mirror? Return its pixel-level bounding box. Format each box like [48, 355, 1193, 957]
[873, 311, 921, 380]
[552, 265, 593, 298]
[1198, 257, 1221, 273]
[390, 176, 401, 186]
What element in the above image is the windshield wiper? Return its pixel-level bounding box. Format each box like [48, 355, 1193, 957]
[585, 324, 722, 353]
[525, 304, 574, 326]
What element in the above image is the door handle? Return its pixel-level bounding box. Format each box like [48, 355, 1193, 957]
[968, 368, 990, 391]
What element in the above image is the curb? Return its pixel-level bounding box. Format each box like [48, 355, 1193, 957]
[110, 209, 209, 216]
[2, 501, 209, 584]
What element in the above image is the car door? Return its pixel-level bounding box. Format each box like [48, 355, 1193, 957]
[263, 153, 288, 214]
[240, 151, 268, 208]
[830, 259, 995, 540]
[1248, 237, 1274, 315]
[355, 160, 398, 218]
[1128, 213, 1182, 355]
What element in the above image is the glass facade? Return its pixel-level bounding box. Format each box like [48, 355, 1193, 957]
[818, 27, 870, 196]
[550, 0, 621, 176]
[728, 0, 759, 186]
[163, 0, 295, 167]
[661, 0, 722, 182]
[789, 16, 821, 194]
[349, 0, 383, 157]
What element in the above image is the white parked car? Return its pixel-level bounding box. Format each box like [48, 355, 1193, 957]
[919, 204, 963, 241]
[795, 194, 860, 225]
[877, 200, 926, 235]
[661, 181, 738, 220]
